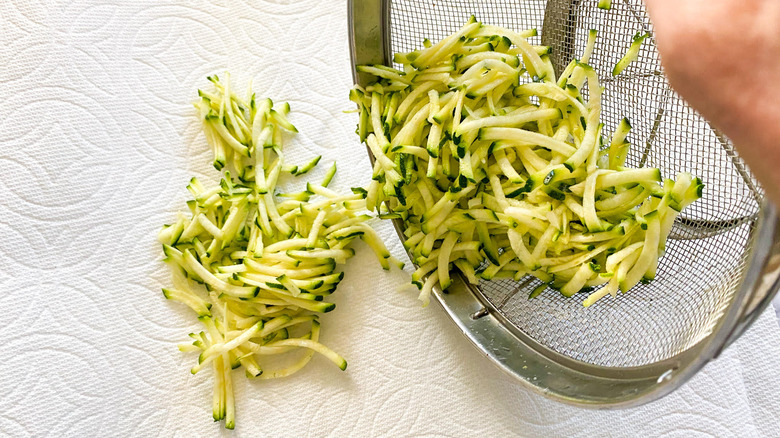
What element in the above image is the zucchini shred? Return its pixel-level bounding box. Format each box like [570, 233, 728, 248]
[159, 74, 395, 429]
[351, 17, 702, 308]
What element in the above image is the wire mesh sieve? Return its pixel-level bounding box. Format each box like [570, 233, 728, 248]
[349, 0, 780, 405]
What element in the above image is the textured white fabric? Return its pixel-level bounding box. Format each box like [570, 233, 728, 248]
[1, 1, 779, 436]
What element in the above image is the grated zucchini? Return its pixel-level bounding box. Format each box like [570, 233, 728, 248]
[352, 18, 702, 308]
[160, 75, 395, 429]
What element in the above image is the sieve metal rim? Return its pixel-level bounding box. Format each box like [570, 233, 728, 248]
[347, 0, 780, 407]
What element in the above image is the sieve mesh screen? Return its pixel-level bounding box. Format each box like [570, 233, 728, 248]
[388, 0, 760, 367]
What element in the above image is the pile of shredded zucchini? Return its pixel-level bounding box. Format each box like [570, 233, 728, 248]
[350, 17, 702, 307]
[159, 75, 394, 429]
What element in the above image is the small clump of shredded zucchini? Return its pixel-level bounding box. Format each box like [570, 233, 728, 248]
[159, 74, 396, 429]
[350, 17, 702, 307]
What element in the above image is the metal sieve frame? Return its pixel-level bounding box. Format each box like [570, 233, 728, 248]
[348, 0, 780, 407]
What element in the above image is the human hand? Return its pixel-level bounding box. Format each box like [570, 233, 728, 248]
[645, 0, 780, 203]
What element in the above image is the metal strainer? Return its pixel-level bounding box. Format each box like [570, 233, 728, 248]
[348, 0, 780, 406]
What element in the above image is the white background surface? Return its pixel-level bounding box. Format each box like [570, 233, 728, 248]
[2, 0, 780, 436]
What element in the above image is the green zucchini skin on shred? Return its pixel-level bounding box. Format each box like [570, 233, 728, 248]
[161, 74, 398, 430]
[351, 17, 702, 308]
